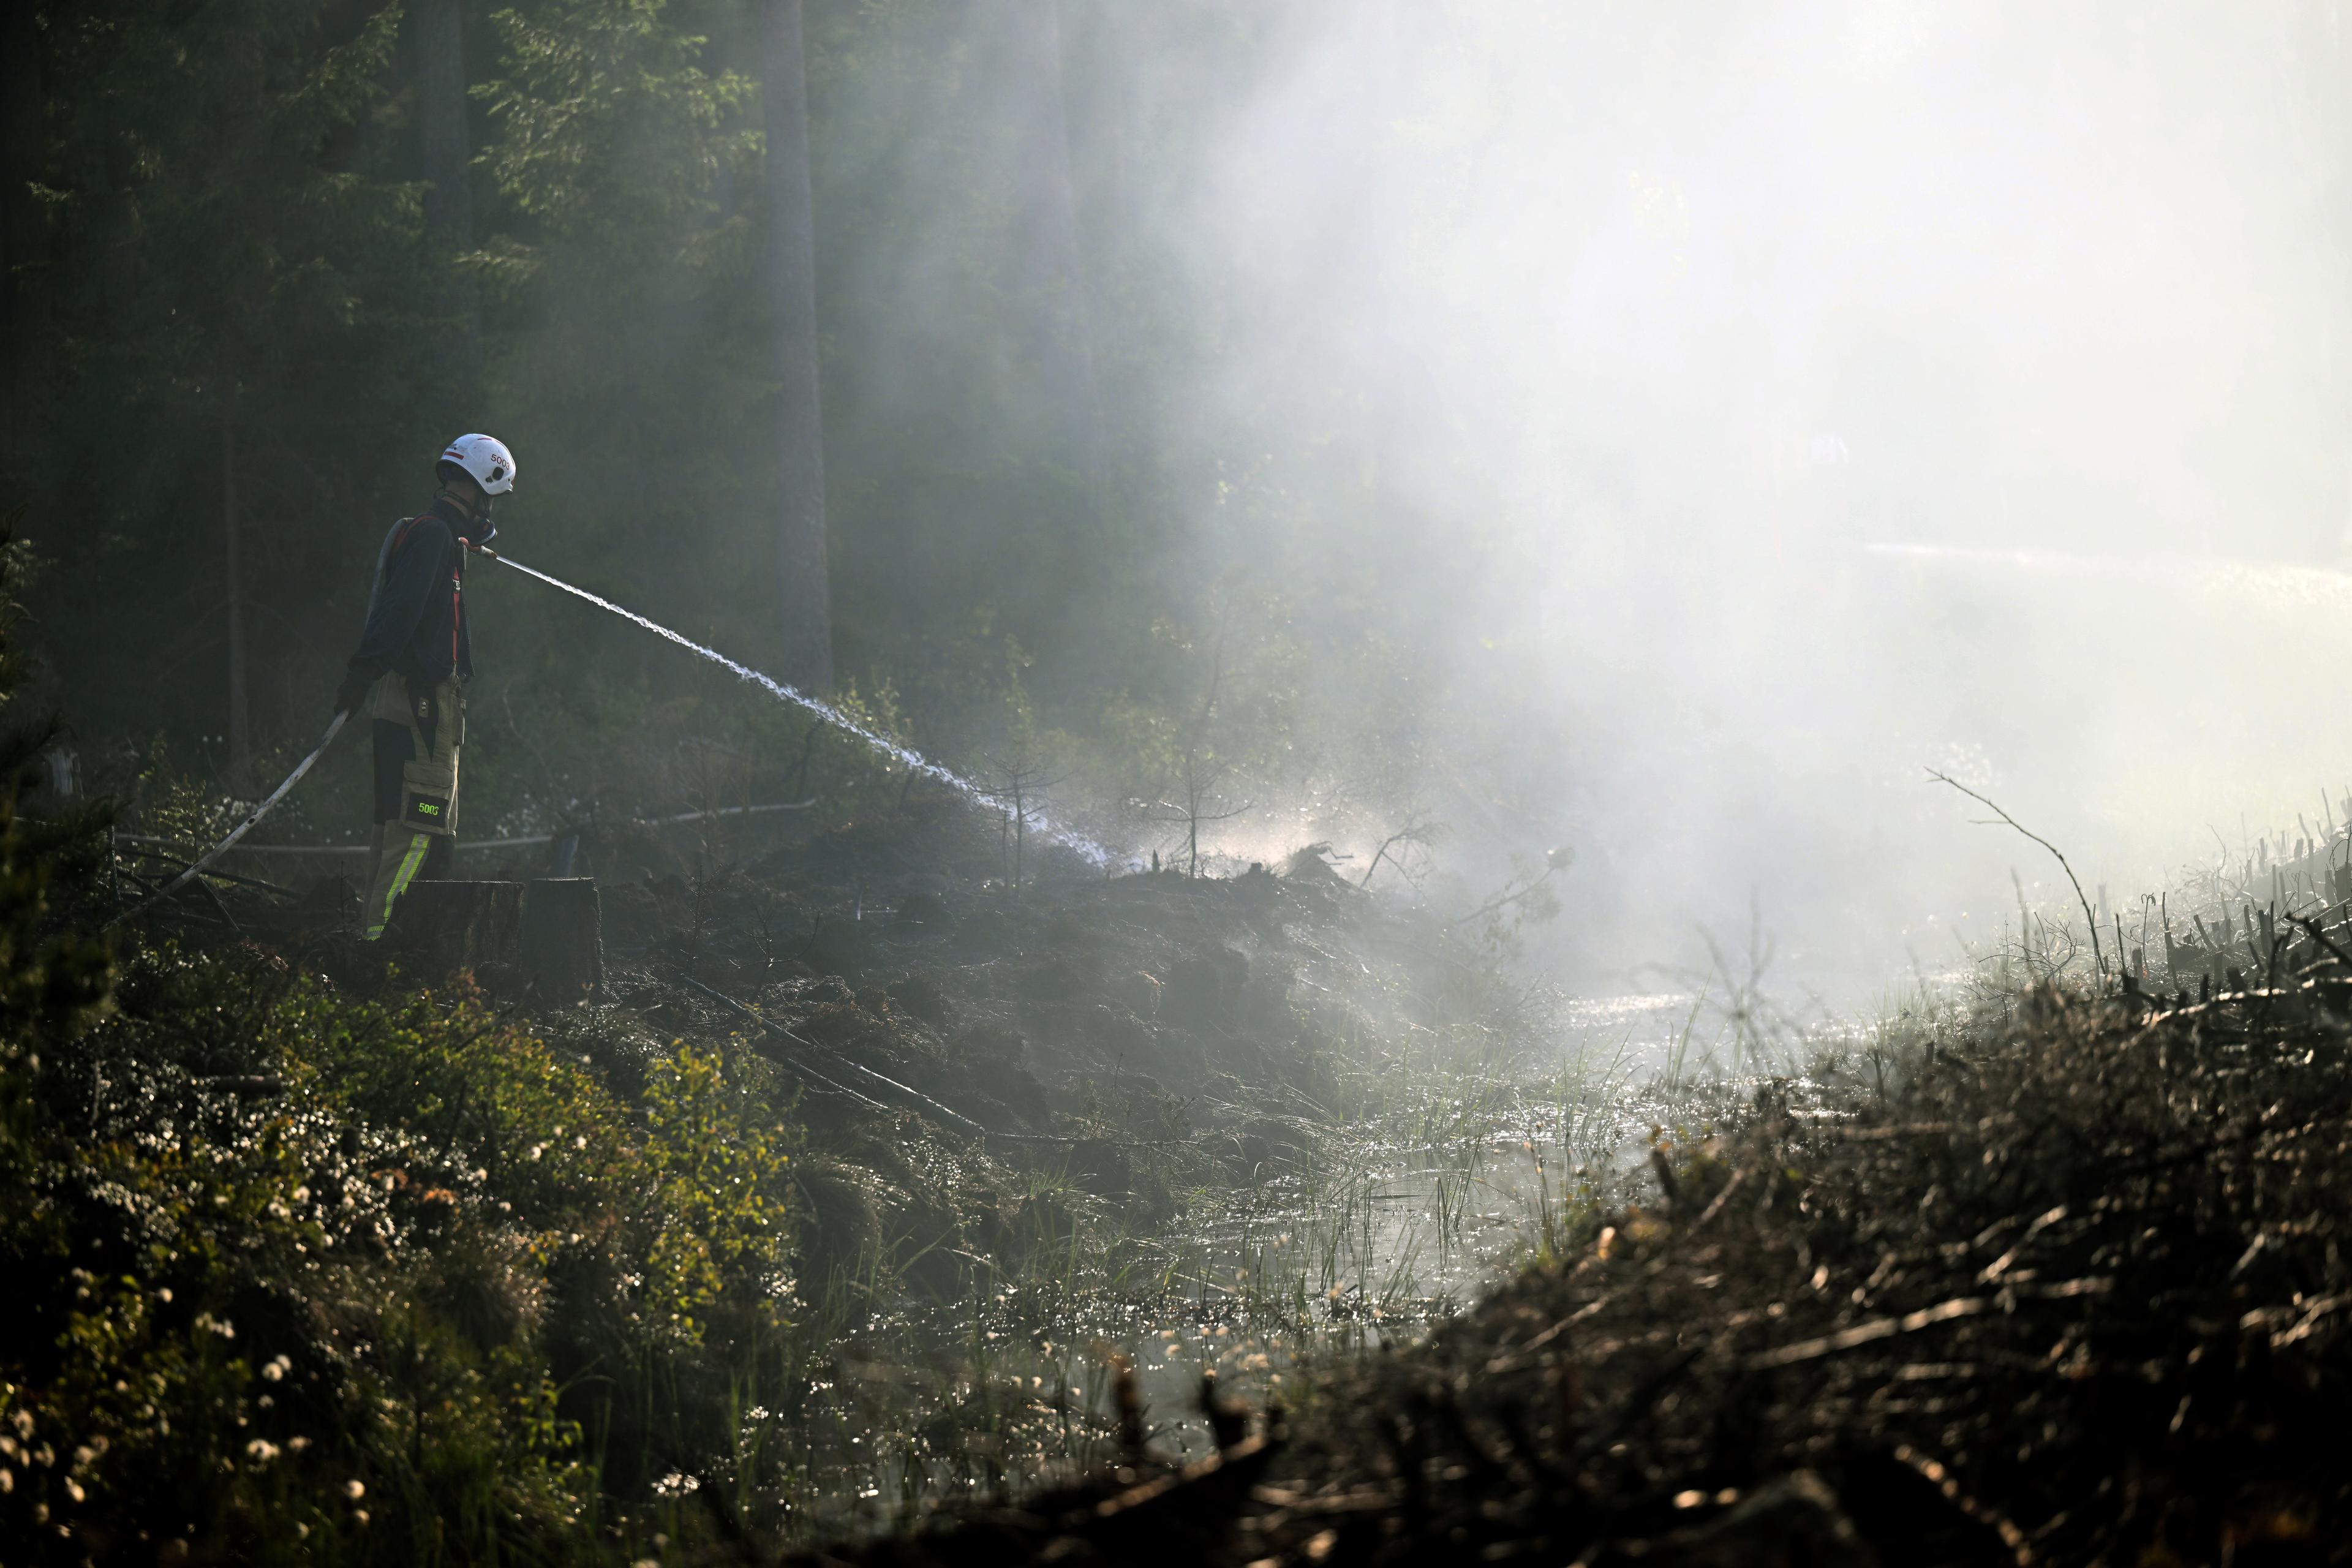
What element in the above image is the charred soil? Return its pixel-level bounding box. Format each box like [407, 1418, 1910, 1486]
[791, 976, 2352, 1566]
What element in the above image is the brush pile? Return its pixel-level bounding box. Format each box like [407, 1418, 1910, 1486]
[816, 977, 2352, 1566]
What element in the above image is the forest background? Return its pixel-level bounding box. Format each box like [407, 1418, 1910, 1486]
[0, 0, 1450, 894]
[17, 2, 2352, 991]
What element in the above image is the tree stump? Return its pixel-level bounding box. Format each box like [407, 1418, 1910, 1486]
[522, 878, 604, 1005]
[384, 880, 525, 984]
[380, 878, 603, 1003]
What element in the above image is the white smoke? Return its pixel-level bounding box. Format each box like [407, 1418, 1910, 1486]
[1133, 1, 2352, 990]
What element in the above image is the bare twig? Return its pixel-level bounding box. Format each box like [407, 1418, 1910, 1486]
[1450, 848, 1571, 929]
[1360, 809, 1439, 889]
[1142, 748, 1249, 878]
[2286, 913, 2352, 978]
[1928, 771, 2102, 979]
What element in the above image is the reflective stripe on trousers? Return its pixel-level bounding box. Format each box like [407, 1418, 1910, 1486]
[363, 827, 435, 940]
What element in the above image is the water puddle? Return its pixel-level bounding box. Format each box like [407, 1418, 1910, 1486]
[765, 1014, 1695, 1537]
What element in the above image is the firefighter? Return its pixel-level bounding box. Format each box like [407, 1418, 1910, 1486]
[334, 434, 515, 939]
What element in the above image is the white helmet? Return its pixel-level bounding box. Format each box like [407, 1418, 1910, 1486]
[439, 432, 517, 496]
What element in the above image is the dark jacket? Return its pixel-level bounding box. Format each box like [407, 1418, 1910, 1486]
[345, 495, 475, 690]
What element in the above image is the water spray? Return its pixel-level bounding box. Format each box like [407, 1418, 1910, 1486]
[486, 550, 1118, 866]
[113, 547, 1118, 927]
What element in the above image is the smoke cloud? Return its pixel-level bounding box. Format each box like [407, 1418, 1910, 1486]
[1054, 1, 2352, 992]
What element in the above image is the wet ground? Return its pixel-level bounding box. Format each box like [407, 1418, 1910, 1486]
[567, 821, 1728, 1534]
[164, 804, 1755, 1541]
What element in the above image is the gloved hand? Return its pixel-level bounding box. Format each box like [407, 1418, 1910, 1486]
[334, 667, 375, 718]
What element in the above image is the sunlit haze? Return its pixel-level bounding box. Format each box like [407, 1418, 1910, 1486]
[1090, 2, 2352, 990]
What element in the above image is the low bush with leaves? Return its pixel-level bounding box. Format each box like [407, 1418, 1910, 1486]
[0, 940, 800, 1562]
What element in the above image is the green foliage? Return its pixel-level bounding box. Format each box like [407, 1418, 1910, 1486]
[639, 1040, 796, 1343]
[0, 918, 812, 1562]
[0, 489, 805, 1561]
[0, 775, 112, 1064]
[0, 521, 115, 1212]
[482, 0, 755, 246]
[289, 977, 630, 1227]
[1, 946, 609, 1561]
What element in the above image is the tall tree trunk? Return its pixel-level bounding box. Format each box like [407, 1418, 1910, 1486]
[224, 417, 249, 780]
[760, 0, 832, 690]
[0, 2, 48, 467]
[412, 0, 480, 402]
[995, 0, 1104, 497]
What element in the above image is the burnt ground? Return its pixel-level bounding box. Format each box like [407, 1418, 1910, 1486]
[100, 806, 2352, 1564]
[771, 976, 2352, 1568]
[590, 843, 1393, 1302]
[170, 800, 1511, 1313]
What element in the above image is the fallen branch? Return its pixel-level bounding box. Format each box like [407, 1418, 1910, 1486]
[1746, 1295, 1991, 1370]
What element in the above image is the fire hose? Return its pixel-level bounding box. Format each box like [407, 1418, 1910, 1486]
[110, 540, 1119, 931]
[106, 710, 349, 929]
